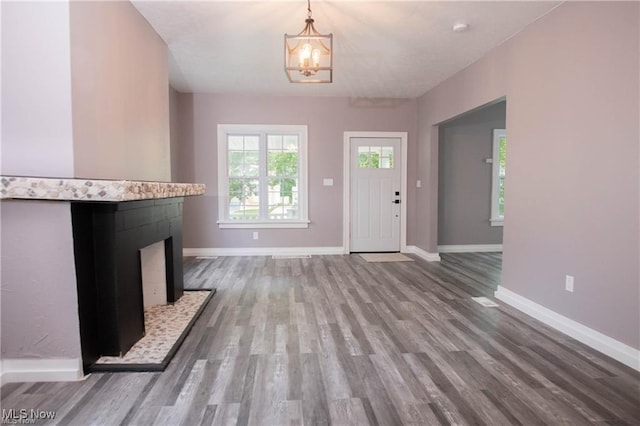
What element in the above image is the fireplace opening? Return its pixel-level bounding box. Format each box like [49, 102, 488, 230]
[140, 240, 168, 308]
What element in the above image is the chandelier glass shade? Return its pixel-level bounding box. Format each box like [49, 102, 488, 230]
[284, 1, 333, 83]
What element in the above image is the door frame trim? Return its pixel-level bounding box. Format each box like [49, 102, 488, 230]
[343, 131, 408, 253]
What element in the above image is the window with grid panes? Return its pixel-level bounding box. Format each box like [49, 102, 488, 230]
[217, 125, 308, 228]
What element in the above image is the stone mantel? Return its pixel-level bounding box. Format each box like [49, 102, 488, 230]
[0, 176, 206, 202]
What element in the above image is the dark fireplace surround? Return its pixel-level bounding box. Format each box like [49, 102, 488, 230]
[71, 198, 185, 372]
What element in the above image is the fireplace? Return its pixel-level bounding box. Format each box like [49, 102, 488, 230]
[1, 176, 206, 374]
[71, 198, 185, 371]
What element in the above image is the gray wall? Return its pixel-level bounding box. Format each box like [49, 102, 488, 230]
[175, 94, 419, 249]
[70, 0, 170, 182]
[1, 1, 172, 363]
[438, 101, 505, 245]
[1, 1, 81, 360]
[1, 202, 81, 359]
[1, 1, 75, 178]
[169, 86, 181, 182]
[416, 2, 639, 349]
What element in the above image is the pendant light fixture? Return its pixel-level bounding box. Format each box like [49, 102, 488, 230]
[284, 0, 333, 83]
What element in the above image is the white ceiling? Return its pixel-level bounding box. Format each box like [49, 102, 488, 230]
[132, 1, 560, 98]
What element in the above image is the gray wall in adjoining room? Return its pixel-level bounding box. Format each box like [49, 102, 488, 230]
[438, 101, 505, 246]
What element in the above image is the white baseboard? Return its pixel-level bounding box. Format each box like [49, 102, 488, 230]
[0, 358, 84, 386]
[404, 245, 441, 262]
[437, 244, 503, 253]
[184, 246, 345, 257]
[495, 286, 640, 371]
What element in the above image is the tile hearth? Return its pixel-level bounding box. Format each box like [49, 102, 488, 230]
[93, 290, 213, 370]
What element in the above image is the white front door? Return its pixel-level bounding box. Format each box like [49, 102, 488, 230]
[350, 137, 402, 252]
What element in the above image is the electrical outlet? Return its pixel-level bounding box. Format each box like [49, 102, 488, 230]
[565, 275, 574, 292]
[253, 232, 259, 240]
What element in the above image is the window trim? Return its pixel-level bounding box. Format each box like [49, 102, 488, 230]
[490, 129, 506, 227]
[217, 124, 309, 229]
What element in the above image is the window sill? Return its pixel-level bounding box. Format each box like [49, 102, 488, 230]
[217, 220, 310, 229]
[490, 218, 504, 227]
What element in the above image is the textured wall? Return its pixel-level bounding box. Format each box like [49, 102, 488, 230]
[417, 2, 639, 349]
[438, 101, 506, 245]
[70, 1, 170, 182]
[1, 201, 81, 359]
[175, 94, 418, 249]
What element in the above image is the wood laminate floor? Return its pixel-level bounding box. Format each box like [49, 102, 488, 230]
[2, 253, 639, 425]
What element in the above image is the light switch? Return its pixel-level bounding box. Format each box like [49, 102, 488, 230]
[323, 178, 334, 186]
[416, 180, 422, 188]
